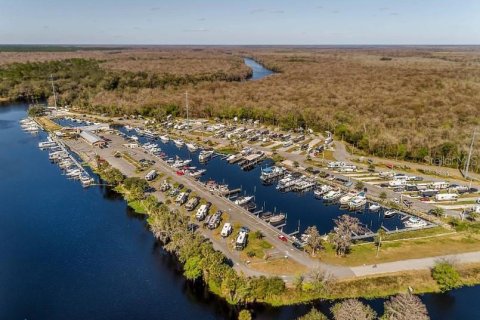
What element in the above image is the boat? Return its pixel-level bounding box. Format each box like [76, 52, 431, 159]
[323, 190, 342, 201]
[339, 191, 357, 205]
[130, 135, 139, 142]
[348, 194, 367, 210]
[159, 135, 169, 142]
[404, 216, 428, 228]
[234, 196, 254, 206]
[314, 185, 332, 198]
[186, 143, 198, 152]
[199, 150, 214, 162]
[384, 209, 397, 218]
[260, 166, 285, 182]
[369, 202, 381, 211]
[173, 139, 184, 147]
[269, 214, 286, 226]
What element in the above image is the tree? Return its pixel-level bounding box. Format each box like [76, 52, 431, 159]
[379, 191, 387, 201]
[238, 310, 252, 320]
[298, 308, 328, 320]
[429, 208, 444, 217]
[331, 299, 376, 320]
[383, 293, 429, 320]
[293, 273, 304, 292]
[305, 226, 323, 256]
[431, 260, 461, 292]
[330, 215, 363, 256]
[355, 181, 365, 191]
[184, 256, 202, 281]
[307, 268, 335, 293]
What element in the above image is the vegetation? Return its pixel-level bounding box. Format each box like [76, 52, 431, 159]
[383, 293, 429, 320]
[431, 260, 461, 292]
[329, 215, 363, 256]
[27, 105, 46, 116]
[331, 299, 376, 320]
[298, 308, 327, 320]
[238, 309, 252, 320]
[305, 226, 323, 256]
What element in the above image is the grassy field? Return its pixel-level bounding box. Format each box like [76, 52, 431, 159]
[36, 117, 61, 131]
[128, 200, 148, 214]
[319, 231, 480, 266]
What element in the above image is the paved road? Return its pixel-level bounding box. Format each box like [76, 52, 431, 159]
[351, 251, 480, 277]
[63, 131, 480, 282]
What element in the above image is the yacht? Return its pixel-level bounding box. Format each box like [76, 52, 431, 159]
[339, 191, 357, 205]
[348, 194, 367, 210]
[186, 143, 198, 152]
[234, 196, 254, 206]
[199, 150, 214, 162]
[369, 202, 381, 211]
[404, 216, 428, 228]
[384, 209, 397, 218]
[173, 139, 184, 147]
[323, 190, 342, 202]
[269, 214, 286, 226]
[159, 135, 169, 143]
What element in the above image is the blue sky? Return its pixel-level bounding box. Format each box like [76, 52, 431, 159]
[1, 0, 479, 45]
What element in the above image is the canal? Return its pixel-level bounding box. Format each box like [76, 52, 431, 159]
[245, 57, 274, 80]
[2, 104, 479, 320]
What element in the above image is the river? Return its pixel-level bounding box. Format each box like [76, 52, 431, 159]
[1, 103, 479, 320]
[245, 58, 274, 80]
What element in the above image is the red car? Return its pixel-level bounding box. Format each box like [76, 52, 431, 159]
[176, 170, 185, 176]
[278, 235, 288, 242]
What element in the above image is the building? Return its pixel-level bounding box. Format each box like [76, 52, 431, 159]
[80, 130, 106, 147]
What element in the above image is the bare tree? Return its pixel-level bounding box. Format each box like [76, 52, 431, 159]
[298, 307, 328, 320]
[308, 267, 336, 293]
[330, 215, 363, 256]
[305, 225, 323, 256]
[383, 293, 429, 320]
[331, 299, 376, 320]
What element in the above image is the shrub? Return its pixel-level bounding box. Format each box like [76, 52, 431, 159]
[432, 260, 461, 292]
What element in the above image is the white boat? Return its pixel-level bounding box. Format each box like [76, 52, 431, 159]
[173, 139, 184, 147]
[323, 190, 342, 201]
[124, 125, 133, 131]
[130, 135, 139, 142]
[314, 185, 332, 198]
[384, 209, 397, 218]
[369, 203, 381, 211]
[339, 191, 357, 205]
[404, 216, 428, 228]
[234, 196, 254, 205]
[186, 143, 198, 152]
[348, 194, 367, 210]
[159, 135, 169, 142]
[199, 150, 214, 162]
[269, 214, 286, 226]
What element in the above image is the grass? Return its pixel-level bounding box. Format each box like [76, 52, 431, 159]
[36, 117, 62, 131]
[319, 232, 480, 266]
[215, 146, 238, 155]
[128, 200, 148, 214]
[316, 149, 336, 161]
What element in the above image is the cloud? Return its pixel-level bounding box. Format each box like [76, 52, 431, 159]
[316, 6, 323, 9]
[390, 12, 399, 16]
[197, 17, 206, 21]
[183, 28, 209, 32]
[150, 7, 161, 11]
[379, 7, 389, 11]
[332, 10, 340, 14]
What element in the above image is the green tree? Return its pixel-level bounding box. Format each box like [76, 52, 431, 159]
[305, 225, 323, 256]
[379, 191, 387, 201]
[429, 208, 444, 217]
[375, 229, 387, 257]
[297, 308, 328, 320]
[238, 310, 252, 320]
[431, 260, 461, 292]
[355, 181, 365, 191]
[184, 256, 202, 281]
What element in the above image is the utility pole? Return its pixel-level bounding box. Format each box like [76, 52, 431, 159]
[50, 74, 57, 109]
[185, 91, 189, 129]
[464, 128, 477, 181]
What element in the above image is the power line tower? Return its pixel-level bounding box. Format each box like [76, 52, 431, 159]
[185, 91, 189, 129]
[50, 74, 58, 109]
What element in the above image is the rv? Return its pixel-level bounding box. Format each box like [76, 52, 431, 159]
[195, 203, 210, 221]
[144, 170, 157, 181]
[220, 223, 233, 237]
[435, 193, 459, 202]
[235, 231, 248, 250]
[429, 181, 450, 190]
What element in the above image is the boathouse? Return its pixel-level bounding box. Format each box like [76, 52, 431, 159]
[80, 130, 106, 147]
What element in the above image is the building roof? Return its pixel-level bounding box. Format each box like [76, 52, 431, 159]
[80, 130, 104, 144]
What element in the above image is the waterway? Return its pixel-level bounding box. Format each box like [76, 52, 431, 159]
[245, 58, 274, 80]
[1, 103, 479, 320]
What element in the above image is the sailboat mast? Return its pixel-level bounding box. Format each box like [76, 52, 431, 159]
[50, 74, 57, 109]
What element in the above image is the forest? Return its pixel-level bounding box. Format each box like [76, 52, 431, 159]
[1, 46, 479, 171]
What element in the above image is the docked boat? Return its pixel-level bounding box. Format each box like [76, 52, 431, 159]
[199, 150, 214, 162]
[269, 214, 286, 226]
[314, 185, 332, 198]
[348, 194, 367, 210]
[173, 139, 184, 147]
[234, 196, 254, 206]
[159, 135, 169, 142]
[339, 191, 357, 205]
[186, 143, 198, 152]
[260, 166, 285, 182]
[384, 209, 397, 218]
[323, 190, 342, 202]
[404, 216, 428, 228]
[369, 202, 381, 211]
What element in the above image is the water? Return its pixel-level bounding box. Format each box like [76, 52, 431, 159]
[1, 103, 479, 320]
[114, 126, 405, 235]
[244, 58, 274, 80]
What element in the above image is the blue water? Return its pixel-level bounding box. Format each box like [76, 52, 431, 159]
[244, 58, 274, 80]
[115, 126, 405, 235]
[2, 103, 480, 320]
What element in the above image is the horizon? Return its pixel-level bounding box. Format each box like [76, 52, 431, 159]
[1, 0, 479, 45]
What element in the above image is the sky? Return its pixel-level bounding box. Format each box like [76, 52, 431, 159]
[0, 0, 479, 45]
